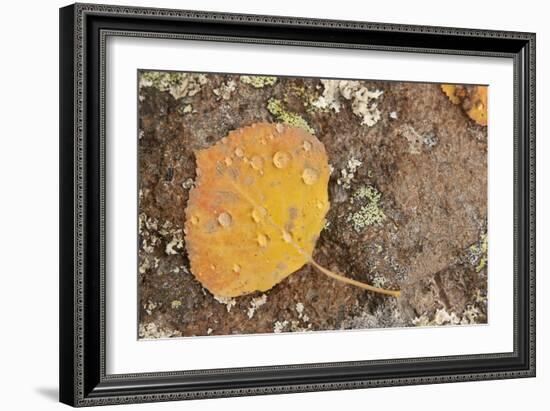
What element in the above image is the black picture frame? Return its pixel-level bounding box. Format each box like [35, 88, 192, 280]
[59, 3, 536, 407]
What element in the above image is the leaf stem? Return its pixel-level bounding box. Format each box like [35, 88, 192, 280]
[309, 259, 401, 298]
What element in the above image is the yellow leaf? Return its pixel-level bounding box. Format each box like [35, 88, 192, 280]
[441, 84, 462, 105]
[466, 86, 488, 126]
[184, 122, 400, 298]
[441, 84, 488, 126]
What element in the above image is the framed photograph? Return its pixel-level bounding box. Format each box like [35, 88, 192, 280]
[59, 3, 535, 407]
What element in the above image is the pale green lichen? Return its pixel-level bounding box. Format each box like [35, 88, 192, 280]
[467, 232, 488, 272]
[476, 235, 488, 272]
[266, 98, 315, 134]
[240, 75, 277, 88]
[284, 84, 320, 112]
[171, 300, 182, 309]
[347, 185, 386, 232]
[139, 71, 207, 100]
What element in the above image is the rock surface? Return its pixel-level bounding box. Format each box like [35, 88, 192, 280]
[138, 72, 488, 338]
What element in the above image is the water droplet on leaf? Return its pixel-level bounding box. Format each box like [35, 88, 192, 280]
[273, 151, 291, 169]
[217, 212, 232, 227]
[257, 233, 269, 247]
[302, 168, 319, 185]
[251, 206, 267, 223]
[282, 231, 292, 243]
[250, 156, 264, 171]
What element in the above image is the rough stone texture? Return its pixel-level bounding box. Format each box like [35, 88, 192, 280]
[138, 72, 488, 338]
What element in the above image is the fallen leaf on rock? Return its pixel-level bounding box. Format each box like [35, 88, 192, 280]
[441, 84, 488, 126]
[184, 122, 401, 298]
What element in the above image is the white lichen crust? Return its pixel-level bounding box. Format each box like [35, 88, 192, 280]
[313, 80, 383, 127]
[213, 295, 236, 312]
[412, 306, 482, 326]
[247, 294, 267, 319]
[139, 322, 182, 339]
[139, 71, 208, 100]
[213, 79, 237, 100]
[337, 157, 363, 189]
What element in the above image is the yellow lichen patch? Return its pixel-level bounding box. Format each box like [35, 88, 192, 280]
[240, 75, 277, 88]
[184, 123, 330, 297]
[441, 84, 488, 126]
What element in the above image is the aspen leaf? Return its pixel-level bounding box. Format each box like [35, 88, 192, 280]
[184, 122, 400, 298]
[441, 84, 488, 126]
[441, 84, 463, 105]
[465, 86, 488, 126]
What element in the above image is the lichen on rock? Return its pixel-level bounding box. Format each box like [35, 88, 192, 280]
[139, 322, 182, 339]
[412, 306, 482, 327]
[468, 232, 488, 272]
[313, 79, 383, 126]
[213, 295, 237, 312]
[266, 98, 315, 134]
[240, 75, 277, 88]
[346, 185, 386, 232]
[337, 157, 363, 190]
[138, 72, 488, 338]
[213, 79, 237, 100]
[247, 294, 268, 319]
[139, 71, 207, 100]
[398, 124, 438, 154]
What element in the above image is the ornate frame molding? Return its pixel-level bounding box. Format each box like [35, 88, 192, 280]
[60, 3, 535, 407]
